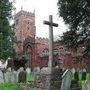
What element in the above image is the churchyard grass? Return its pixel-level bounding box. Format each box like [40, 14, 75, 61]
[0, 73, 36, 90]
[0, 83, 19, 90]
[74, 72, 90, 90]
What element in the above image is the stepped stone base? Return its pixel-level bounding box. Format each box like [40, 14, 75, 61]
[36, 74, 51, 89]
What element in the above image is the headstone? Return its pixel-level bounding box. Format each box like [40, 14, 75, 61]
[71, 68, 75, 80]
[82, 68, 86, 80]
[26, 67, 31, 74]
[40, 67, 50, 74]
[18, 67, 27, 83]
[82, 83, 90, 90]
[74, 71, 79, 81]
[0, 60, 8, 69]
[78, 69, 83, 81]
[33, 67, 40, 74]
[71, 68, 75, 74]
[17, 67, 24, 81]
[61, 69, 73, 90]
[26, 67, 35, 83]
[5, 67, 17, 83]
[5, 67, 12, 83]
[86, 73, 90, 81]
[11, 69, 18, 83]
[0, 69, 4, 84]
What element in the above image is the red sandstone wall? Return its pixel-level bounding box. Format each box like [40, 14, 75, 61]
[35, 37, 49, 67]
[14, 10, 36, 53]
[14, 11, 90, 70]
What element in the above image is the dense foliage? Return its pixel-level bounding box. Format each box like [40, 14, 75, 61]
[58, 0, 90, 58]
[0, 0, 15, 60]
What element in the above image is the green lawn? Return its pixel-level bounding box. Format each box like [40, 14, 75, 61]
[0, 83, 19, 90]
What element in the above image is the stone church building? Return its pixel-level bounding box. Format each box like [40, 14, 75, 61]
[14, 10, 90, 71]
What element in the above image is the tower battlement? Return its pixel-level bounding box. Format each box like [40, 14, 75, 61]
[15, 10, 35, 19]
[36, 37, 49, 44]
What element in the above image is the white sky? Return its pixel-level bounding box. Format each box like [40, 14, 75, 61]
[14, 0, 67, 38]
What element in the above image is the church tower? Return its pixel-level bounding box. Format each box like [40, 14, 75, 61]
[14, 10, 36, 69]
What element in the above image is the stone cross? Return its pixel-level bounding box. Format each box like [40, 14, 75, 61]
[43, 15, 58, 73]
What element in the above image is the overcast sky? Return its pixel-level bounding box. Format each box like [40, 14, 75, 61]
[13, 0, 67, 38]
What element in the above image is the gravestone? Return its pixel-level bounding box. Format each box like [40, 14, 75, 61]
[26, 67, 35, 83]
[82, 68, 86, 80]
[18, 67, 27, 83]
[26, 67, 31, 74]
[11, 69, 17, 83]
[61, 69, 73, 90]
[5, 67, 12, 83]
[82, 83, 90, 90]
[33, 67, 40, 74]
[17, 67, 24, 81]
[0, 69, 4, 84]
[74, 71, 79, 81]
[40, 67, 50, 74]
[71, 68, 75, 75]
[5, 67, 17, 83]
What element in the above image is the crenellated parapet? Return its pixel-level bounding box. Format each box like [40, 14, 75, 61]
[14, 10, 35, 19]
[35, 37, 49, 44]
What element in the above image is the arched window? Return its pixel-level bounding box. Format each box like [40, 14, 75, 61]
[41, 48, 49, 57]
[25, 45, 32, 68]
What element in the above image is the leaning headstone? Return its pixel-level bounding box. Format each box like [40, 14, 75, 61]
[61, 69, 73, 90]
[71, 68, 75, 74]
[18, 67, 27, 83]
[0, 69, 4, 84]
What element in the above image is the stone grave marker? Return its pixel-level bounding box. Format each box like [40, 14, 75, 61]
[11, 69, 17, 83]
[61, 69, 73, 90]
[5, 67, 12, 83]
[40, 67, 50, 74]
[33, 67, 40, 74]
[5, 67, 17, 83]
[0, 69, 4, 84]
[26, 67, 31, 74]
[18, 67, 27, 83]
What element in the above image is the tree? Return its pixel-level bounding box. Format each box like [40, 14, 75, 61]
[0, 0, 15, 60]
[58, 0, 90, 58]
